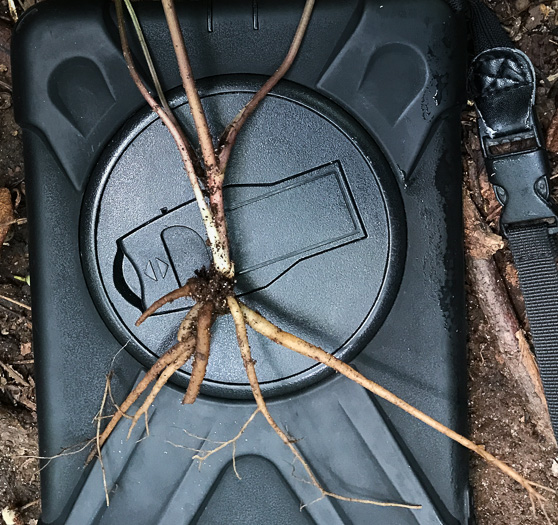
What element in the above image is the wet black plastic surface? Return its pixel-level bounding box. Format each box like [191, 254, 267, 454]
[12, 0, 469, 523]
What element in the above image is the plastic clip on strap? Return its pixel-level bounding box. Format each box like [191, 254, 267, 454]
[471, 43, 558, 439]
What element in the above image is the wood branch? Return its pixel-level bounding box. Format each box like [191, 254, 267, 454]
[463, 188, 504, 260]
[0, 293, 31, 312]
[467, 256, 555, 445]
[463, 186, 554, 444]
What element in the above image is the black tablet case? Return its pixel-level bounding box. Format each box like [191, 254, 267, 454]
[12, 1, 470, 523]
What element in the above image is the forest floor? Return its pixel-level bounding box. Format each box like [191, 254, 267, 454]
[1, 0, 558, 524]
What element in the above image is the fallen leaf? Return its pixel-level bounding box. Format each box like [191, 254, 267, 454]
[540, 4, 552, 19]
[478, 171, 501, 217]
[20, 342, 31, 356]
[0, 361, 29, 387]
[0, 188, 13, 249]
[7, 0, 18, 23]
[1, 507, 23, 525]
[515, 0, 529, 11]
[5, 384, 36, 412]
[525, 5, 545, 31]
[0, 92, 10, 110]
[552, 458, 558, 478]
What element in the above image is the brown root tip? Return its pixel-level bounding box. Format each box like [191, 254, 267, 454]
[135, 284, 193, 326]
[182, 393, 196, 405]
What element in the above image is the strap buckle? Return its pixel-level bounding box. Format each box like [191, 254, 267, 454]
[471, 47, 558, 235]
[482, 132, 558, 235]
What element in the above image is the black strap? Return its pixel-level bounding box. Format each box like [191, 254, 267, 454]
[445, 0, 466, 13]
[507, 225, 558, 436]
[469, 0, 512, 52]
[470, 2, 558, 439]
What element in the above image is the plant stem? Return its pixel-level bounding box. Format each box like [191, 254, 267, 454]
[124, 0, 170, 113]
[160, 0, 218, 172]
[160, 0, 233, 277]
[218, 0, 315, 170]
[123, 0, 201, 174]
[115, 0, 230, 275]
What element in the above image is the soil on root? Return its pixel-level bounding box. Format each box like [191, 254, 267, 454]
[188, 266, 235, 315]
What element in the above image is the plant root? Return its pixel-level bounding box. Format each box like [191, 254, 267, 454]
[96, 372, 112, 506]
[183, 302, 214, 404]
[102, 1, 555, 519]
[86, 305, 201, 464]
[190, 408, 260, 477]
[135, 283, 192, 326]
[127, 339, 196, 439]
[238, 302, 554, 511]
[86, 340, 188, 463]
[227, 296, 421, 510]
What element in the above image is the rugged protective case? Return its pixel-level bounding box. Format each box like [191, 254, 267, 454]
[12, 0, 469, 523]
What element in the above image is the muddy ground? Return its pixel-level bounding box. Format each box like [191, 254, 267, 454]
[1, 0, 558, 524]
[0, 1, 38, 524]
